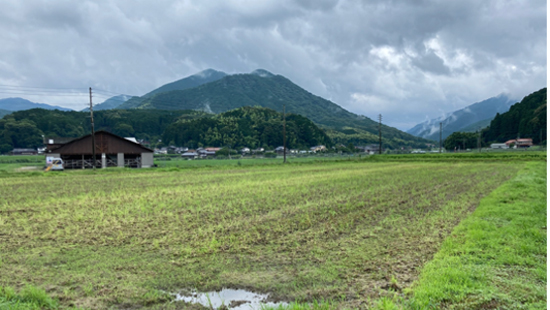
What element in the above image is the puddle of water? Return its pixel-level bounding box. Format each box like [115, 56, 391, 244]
[174, 288, 288, 309]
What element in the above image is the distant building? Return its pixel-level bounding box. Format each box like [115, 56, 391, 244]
[310, 145, 326, 152]
[124, 137, 139, 144]
[198, 149, 216, 158]
[490, 143, 508, 149]
[181, 151, 198, 159]
[275, 146, 289, 154]
[11, 148, 38, 155]
[357, 144, 380, 154]
[505, 138, 533, 148]
[44, 137, 76, 150]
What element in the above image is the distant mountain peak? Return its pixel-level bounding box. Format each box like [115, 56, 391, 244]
[193, 68, 226, 79]
[251, 69, 275, 78]
[407, 94, 518, 140]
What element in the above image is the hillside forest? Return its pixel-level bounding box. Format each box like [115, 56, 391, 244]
[0, 107, 331, 153]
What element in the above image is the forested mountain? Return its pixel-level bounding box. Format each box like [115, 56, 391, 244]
[407, 94, 516, 140]
[82, 95, 132, 111]
[0, 109, 206, 153]
[0, 97, 72, 112]
[459, 118, 493, 133]
[121, 69, 227, 109]
[163, 106, 331, 149]
[483, 88, 546, 144]
[118, 69, 429, 148]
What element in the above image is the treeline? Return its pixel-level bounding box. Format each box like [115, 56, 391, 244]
[0, 107, 331, 153]
[483, 88, 546, 143]
[162, 106, 332, 149]
[443, 88, 547, 149]
[0, 109, 205, 153]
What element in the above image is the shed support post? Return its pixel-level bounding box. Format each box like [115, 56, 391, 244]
[101, 153, 106, 169]
[141, 152, 154, 168]
[117, 153, 124, 168]
[82, 154, 84, 169]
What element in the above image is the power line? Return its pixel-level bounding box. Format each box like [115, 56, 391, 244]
[0, 84, 134, 99]
[94, 88, 133, 96]
[0, 90, 89, 96]
[0, 84, 87, 91]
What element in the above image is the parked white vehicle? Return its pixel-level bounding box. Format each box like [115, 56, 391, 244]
[45, 157, 64, 171]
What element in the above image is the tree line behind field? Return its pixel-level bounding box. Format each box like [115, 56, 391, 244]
[0, 107, 331, 153]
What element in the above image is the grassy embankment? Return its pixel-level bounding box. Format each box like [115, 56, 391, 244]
[0, 153, 545, 309]
[403, 161, 547, 309]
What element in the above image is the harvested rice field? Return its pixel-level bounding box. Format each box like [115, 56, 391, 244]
[0, 155, 546, 309]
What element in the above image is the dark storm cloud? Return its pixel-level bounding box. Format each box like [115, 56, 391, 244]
[0, 0, 546, 129]
[411, 51, 450, 75]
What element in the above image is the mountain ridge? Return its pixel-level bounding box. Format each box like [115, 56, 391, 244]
[0, 97, 73, 112]
[118, 69, 430, 148]
[407, 94, 517, 140]
[121, 69, 227, 109]
[82, 94, 132, 112]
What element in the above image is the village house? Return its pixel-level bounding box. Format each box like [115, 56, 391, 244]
[310, 145, 326, 153]
[181, 150, 198, 159]
[505, 138, 533, 148]
[11, 148, 38, 155]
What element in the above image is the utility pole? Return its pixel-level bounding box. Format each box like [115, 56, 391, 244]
[283, 104, 286, 163]
[439, 122, 442, 153]
[89, 87, 96, 170]
[378, 114, 382, 154]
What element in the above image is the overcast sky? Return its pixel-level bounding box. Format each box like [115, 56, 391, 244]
[0, 0, 546, 130]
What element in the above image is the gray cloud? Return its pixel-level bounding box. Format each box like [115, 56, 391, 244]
[0, 0, 546, 130]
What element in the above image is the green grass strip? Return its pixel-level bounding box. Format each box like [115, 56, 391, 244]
[408, 161, 547, 309]
[0, 285, 58, 310]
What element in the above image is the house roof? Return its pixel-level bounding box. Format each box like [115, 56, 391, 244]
[48, 130, 153, 155]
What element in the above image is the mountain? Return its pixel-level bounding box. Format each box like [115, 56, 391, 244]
[407, 94, 517, 140]
[0, 97, 73, 112]
[483, 88, 546, 144]
[163, 106, 332, 149]
[460, 118, 493, 133]
[0, 109, 11, 119]
[82, 94, 132, 111]
[121, 69, 227, 109]
[118, 69, 429, 148]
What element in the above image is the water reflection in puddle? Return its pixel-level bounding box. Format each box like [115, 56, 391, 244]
[175, 289, 288, 309]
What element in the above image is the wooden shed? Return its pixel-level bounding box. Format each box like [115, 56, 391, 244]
[46, 131, 154, 169]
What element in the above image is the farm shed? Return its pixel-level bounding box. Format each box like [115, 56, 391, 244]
[46, 131, 154, 169]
